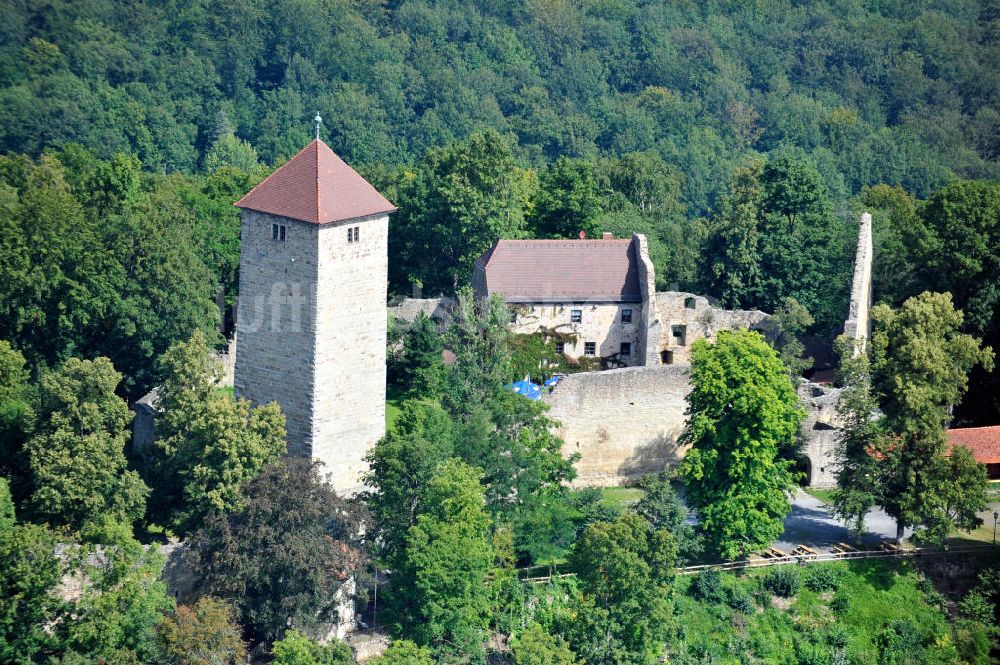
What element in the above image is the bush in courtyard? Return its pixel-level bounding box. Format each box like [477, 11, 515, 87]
[762, 567, 800, 598]
[803, 566, 841, 593]
[691, 569, 727, 604]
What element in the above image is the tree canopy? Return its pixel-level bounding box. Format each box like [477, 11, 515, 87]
[678, 330, 804, 559]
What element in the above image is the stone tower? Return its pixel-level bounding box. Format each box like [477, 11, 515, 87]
[233, 139, 395, 494]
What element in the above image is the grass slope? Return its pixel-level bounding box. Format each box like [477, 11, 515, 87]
[672, 560, 963, 664]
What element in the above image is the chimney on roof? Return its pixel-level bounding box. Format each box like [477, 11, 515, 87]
[602, 232, 614, 240]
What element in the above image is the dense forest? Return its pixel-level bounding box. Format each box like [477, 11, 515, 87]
[1, 2, 1000, 663]
[2, 0, 999, 419]
[3, 0, 999, 193]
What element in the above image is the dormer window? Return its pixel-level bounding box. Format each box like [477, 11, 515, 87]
[272, 224, 286, 241]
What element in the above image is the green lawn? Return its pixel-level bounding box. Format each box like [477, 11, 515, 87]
[671, 559, 980, 664]
[599, 486, 644, 511]
[386, 384, 405, 430]
[804, 487, 836, 505]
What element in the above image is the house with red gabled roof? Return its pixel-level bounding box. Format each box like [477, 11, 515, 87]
[233, 137, 395, 495]
[473, 232, 770, 367]
[947, 426, 1000, 480]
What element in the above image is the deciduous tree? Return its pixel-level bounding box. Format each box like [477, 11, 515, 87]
[511, 623, 578, 665]
[270, 630, 353, 665]
[362, 400, 455, 567]
[157, 597, 247, 665]
[190, 459, 368, 646]
[565, 512, 676, 664]
[0, 519, 63, 663]
[368, 640, 434, 665]
[57, 527, 174, 664]
[391, 459, 494, 660]
[151, 331, 285, 534]
[391, 130, 534, 293]
[868, 292, 994, 541]
[26, 357, 147, 531]
[678, 330, 804, 559]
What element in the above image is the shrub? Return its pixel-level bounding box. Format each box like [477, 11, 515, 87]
[796, 640, 832, 665]
[803, 566, 840, 593]
[727, 587, 755, 614]
[876, 620, 922, 661]
[691, 569, 727, 604]
[830, 592, 851, 615]
[824, 626, 850, 650]
[762, 567, 800, 598]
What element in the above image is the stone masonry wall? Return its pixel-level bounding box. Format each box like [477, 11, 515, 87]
[633, 233, 661, 366]
[652, 292, 771, 364]
[511, 302, 642, 365]
[844, 212, 873, 356]
[544, 364, 840, 488]
[234, 209, 388, 495]
[544, 364, 691, 486]
[798, 381, 842, 487]
[312, 213, 389, 494]
[234, 209, 319, 457]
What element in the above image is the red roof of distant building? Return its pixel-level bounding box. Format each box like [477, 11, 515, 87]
[473, 237, 642, 303]
[946, 426, 1000, 465]
[235, 139, 396, 224]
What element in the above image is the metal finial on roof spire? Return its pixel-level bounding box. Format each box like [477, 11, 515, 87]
[314, 112, 322, 140]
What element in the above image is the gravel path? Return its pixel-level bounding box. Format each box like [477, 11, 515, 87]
[774, 489, 912, 553]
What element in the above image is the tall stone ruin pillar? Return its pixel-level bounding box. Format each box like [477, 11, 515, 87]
[843, 212, 873, 356]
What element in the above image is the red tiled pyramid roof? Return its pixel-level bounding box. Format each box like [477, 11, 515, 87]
[473, 238, 641, 303]
[946, 426, 1000, 465]
[235, 139, 396, 224]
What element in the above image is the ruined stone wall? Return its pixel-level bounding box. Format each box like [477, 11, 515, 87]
[544, 365, 840, 488]
[651, 292, 771, 364]
[798, 381, 842, 488]
[544, 364, 691, 486]
[633, 233, 661, 366]
[844, 212, 873, 355]
[388, 297, 453, 328]
[511, 301, 642, 365]
[313, 213, 389, 494]
[213, 334, 237, 387]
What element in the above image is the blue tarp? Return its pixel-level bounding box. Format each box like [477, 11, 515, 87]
[507, 378, 542, 400]
[543, 376, 561, 388]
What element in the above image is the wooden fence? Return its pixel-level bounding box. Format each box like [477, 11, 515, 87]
[519, 543, 997, 583]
